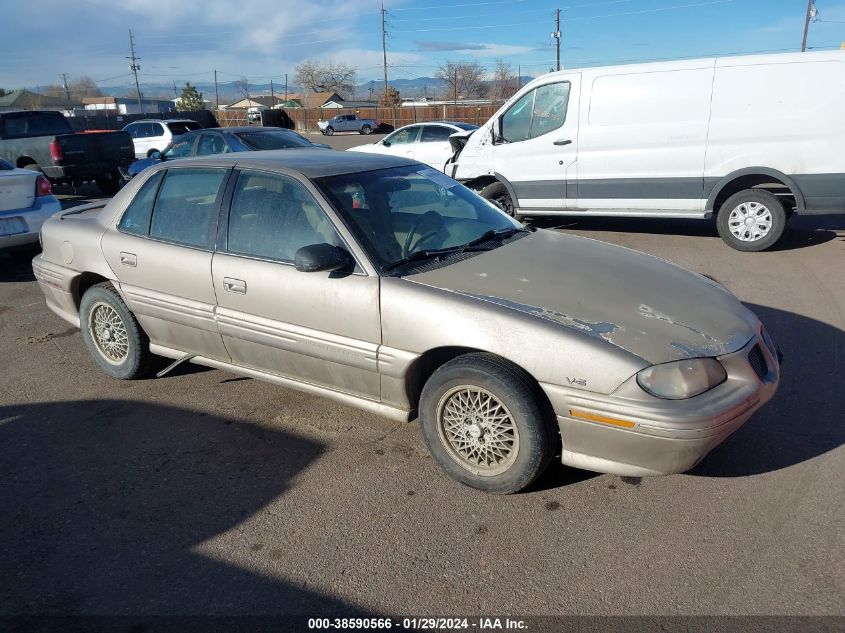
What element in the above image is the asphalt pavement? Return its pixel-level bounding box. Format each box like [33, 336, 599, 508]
[0, 138, 842, 620]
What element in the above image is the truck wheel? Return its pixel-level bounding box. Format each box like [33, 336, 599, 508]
[360, 124, 373, 135]
[79, 282, 154, 380]
[325, 126, 334, 136]
[95, 174, 121, 196]
[480, 181, 520, 219]
[419, 353, 556, 494]
[717, 189, 786, 252]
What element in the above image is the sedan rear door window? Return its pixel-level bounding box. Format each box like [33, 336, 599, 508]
[118, 170, 164, 236]
[420, 126, 453, 142]
[149, 168, 227, 248]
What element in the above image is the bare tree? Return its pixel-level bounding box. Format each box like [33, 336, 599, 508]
[491, 59, 518, 102]
[233, 77, 251, 102]
[294, 60, 357, 103]
[436, 61, 487, 103]
[43, 76, 102, 100]
[378, 85, 401, 107]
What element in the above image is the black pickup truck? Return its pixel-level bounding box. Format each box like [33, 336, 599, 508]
[0, 110, 135, 195]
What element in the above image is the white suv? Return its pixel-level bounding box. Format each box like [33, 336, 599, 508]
[122, 119, 202, 158]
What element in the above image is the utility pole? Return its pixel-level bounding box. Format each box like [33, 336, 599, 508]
[453, 67, 458, 105]
[284, 73, 288, 101]
[60, 73, 71, 100]
[173, 80, 178, 99]
[381, 0, 389, 103]
[553, 8, 561, 71]
[214, 69, 219, 110]
[518, 64, 522, 89]
[270, 79, 275, 104]
[802, 0, 816, 52]
[127, 29, 143, 110]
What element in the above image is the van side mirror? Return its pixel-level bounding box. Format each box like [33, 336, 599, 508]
[294, 243, 352, 273]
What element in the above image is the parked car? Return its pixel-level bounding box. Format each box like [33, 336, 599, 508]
[348, 121, 478, 172]
[122, 119, 202, 159]
[32, 150, 780, 494]
[0, 158, 61, 248]
[450, 50, 845, 251]
[124, 126, 330, 178]
[318, 113, 379, 136]
[0, 110, 135, 195]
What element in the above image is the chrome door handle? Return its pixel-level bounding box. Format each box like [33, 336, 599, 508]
[554, 139, 572, 146]
[119, 252, 137, 267]
[222, 277, 246, 294]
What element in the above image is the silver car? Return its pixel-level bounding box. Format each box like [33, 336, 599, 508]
[32, 150, 781, 493]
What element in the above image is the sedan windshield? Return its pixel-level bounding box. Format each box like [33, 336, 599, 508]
[236, 130, 313, 150]
[314, 165, 523, 272]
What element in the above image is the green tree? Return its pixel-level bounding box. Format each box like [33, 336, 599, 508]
[178, 82, 205, 110]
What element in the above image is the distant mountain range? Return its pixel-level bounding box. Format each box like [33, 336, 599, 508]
[96, 75, 533, 103]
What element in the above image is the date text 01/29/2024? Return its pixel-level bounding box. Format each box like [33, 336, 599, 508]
[307, 618, 528, 630]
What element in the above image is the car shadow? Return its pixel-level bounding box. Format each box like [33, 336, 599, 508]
[0, 399, 366, 618]
[0, 246, 38, 282]
[528, 214, 842, 251]
[691, 303, 844, 478]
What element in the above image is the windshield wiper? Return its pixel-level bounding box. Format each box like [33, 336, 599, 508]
[382, 227, 530, 274]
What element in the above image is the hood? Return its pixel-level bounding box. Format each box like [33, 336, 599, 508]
[407, 230, 757, 365]
[346, 144, 381, 153]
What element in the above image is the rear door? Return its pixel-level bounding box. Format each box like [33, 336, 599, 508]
[101, 166, 231, 359]
[211, 169, 382, 399]
[492, 76, 580, 210]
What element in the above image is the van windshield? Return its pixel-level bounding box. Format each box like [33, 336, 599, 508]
[314, 165, 524, 274]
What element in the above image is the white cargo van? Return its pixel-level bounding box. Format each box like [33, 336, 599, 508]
[450, 51, 845, 251]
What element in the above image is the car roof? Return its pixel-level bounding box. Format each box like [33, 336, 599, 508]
[154, 148, 418, 178]
[215, 126, 300, 134]
[129, 119, 199, 124]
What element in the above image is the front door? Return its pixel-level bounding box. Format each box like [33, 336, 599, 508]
[101, 166, 231, 360]
[492, 75, 580, 211]
[211, 169, 382, 399]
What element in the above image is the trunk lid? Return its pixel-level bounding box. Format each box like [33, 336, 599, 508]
[0, 168, 35, 212]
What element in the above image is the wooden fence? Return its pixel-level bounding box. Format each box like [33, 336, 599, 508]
[215, 104, 502, 133]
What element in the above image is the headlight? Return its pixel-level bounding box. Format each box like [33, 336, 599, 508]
[636, 358, 727, 400]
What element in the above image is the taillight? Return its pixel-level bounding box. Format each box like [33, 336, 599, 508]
[49, 139, 63, 163]
[35, 174, 52, 197]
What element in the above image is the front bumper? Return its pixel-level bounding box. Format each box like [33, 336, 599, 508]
[0, 196, 62, 249]
[541, 330, 780, 477]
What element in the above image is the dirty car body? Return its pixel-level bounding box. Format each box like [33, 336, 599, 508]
[32, 150, 780, 492]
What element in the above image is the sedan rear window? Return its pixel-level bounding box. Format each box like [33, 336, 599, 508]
[167, 121, 201, 136]
[235, 130, 312, 150]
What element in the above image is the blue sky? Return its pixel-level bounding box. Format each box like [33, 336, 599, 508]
[2, 0, 845, 92]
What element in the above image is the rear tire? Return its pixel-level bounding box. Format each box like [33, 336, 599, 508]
[79, 282, 154, 380]
[717, 189, 786, 252]
[361, 124, 373, 135]
[95, 173, 121, 196]
[325, 126, 334, 136]
[419, 353, 556, 494]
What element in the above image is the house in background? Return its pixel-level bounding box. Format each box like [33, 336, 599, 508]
[82, 96, 177, 115]
[0, 90, 81, 114]
[321, 98, 378, 109]
[226, 95, 285, 110]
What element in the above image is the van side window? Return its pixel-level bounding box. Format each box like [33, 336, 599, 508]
[501, 82, 570, 143]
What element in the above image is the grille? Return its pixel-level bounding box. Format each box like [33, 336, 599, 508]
[748, 344, 769, 380]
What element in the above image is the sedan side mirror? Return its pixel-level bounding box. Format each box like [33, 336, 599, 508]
[382, 140, 391, 147]
[294, 243, 352, 273]
[150, 150, 162, 160]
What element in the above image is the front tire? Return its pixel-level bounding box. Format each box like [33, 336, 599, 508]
[717, 189, 786, 251]
[360, 124, 372, 135]
[419, 353, 556, 494]
[480, 181, 520, 219]
[79, 282, 154, 380]
[325, 126, 334, 136]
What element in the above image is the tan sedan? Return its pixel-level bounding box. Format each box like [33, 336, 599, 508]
[32, 150, 781, 493]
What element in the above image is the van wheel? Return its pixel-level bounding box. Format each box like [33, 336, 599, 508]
[79, 282, 154, 380]
[717, 189, 786, 252]
[419, 353, 556, 494]
[480, 182, 521, 219]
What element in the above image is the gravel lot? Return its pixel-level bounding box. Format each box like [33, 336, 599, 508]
[1, 137, 843, 620]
